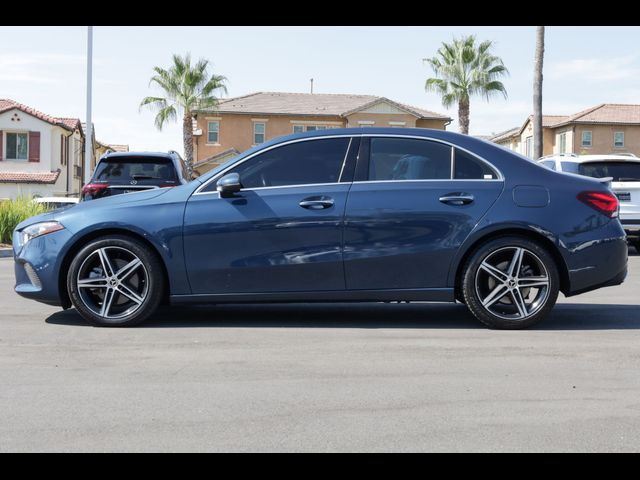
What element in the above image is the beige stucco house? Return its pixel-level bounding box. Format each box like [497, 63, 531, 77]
[192, 92, 451, 174]
[490, 104, 640, 159]
[0, 99, 84, 199]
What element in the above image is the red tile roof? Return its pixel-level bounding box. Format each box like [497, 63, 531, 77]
[0, 170, 61, 184]
[0, 99, 83, 134]
[558, 104, 640, 125]
[200, 92, 451, 120]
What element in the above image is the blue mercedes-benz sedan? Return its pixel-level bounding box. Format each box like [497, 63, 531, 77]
[12, 128, 628, 329]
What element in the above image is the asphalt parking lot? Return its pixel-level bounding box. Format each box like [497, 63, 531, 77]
[1, 250, 640, 452]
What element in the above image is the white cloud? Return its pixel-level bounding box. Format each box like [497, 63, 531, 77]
[548, 55, 640, 82]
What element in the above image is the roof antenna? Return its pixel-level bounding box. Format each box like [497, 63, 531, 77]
[310, 78, 314, 94]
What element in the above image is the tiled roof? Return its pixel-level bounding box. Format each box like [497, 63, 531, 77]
[108, 144, 129, 152]
[558, 104, 640, 125]
[0, 99, 82, 134]
[489, 127, 520, 142]
[198, 92, 450, 120]
[0, 170, 61, 184]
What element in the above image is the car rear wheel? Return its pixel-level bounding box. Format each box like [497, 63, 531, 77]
[67, 236, 165, 327]
[633, 239, 640, 254]
[461, 236, 560, 329]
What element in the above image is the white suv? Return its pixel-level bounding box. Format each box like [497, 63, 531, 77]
[538, 154, 640, 252]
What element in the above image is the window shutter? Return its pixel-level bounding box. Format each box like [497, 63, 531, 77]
[28, 131, 40, 162]
[0, 130, 3, 161]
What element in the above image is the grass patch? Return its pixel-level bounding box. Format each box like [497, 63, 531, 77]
[0, 197, 49, 244]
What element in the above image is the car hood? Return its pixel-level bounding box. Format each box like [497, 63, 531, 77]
[15, 188, 172, 231]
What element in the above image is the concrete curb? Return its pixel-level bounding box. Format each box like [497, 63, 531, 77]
[0, 248, 13, 259]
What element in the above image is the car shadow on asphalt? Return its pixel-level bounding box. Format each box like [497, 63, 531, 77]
[45, 302, 640, 330]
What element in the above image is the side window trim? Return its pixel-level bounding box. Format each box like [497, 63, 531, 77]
[338, 137, 360, 183]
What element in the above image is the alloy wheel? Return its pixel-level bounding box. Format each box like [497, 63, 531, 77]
[76, 246, 149, 319]
[474, 246, 550, 321]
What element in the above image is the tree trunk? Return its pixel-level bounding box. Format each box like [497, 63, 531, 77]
[183, 111, 194, 175]
[533, 26, 545, 159]
[458, 97, 470, 135]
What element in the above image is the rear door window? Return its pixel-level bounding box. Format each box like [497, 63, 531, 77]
[368, 138, 452, 180]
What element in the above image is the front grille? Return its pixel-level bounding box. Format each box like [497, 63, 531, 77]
[24, 263, 42, 289]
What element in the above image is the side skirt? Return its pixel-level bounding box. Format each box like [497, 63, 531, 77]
[170, 288, 455, 305]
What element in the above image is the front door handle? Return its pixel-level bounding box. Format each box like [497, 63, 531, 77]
[299, 196, 335, 210]
[439, 193, 475, 206]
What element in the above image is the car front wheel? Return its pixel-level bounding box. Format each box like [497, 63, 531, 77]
[461, 236, 560, 329]
[67, 235, 165, 327]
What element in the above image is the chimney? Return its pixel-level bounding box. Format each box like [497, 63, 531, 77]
[310, 78, 314, 94]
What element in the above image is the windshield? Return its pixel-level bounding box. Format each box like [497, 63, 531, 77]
[578, 161, 640, 182]
[93, 157, 178, 183]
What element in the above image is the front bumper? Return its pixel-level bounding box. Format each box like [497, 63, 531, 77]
[13, 228, 73, 307]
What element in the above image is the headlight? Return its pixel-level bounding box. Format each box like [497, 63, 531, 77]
[19, 222, 65, 247]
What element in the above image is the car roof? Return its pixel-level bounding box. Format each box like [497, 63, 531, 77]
[538, 154, 640, 164]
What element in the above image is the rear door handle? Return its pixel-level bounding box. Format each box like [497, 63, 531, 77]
[299, 196, 335, 210]
[439, 193, 475, 206]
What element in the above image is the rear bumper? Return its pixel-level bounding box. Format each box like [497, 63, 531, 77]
[563, 220, 629, 297]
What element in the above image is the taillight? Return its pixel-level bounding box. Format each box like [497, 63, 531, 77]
[82, 183, 108, 195]
[577, 191, 619, 218]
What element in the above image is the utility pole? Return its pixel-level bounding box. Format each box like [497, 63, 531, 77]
[533, 26, 545, 160]
[84, 26, 93, 184]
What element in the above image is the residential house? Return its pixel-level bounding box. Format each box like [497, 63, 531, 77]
[192, 92, 451, 174]
[490, 104, 640, 159]
[0, 99, 85, 199]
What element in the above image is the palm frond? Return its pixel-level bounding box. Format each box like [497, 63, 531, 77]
[422, 34, 508, 119]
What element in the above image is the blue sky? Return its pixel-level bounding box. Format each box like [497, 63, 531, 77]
[2, 26, 639, 152]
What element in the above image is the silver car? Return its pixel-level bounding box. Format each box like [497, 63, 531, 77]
[538, 154, 640, 251]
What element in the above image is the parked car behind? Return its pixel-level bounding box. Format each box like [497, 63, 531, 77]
[538, 154, 640, 252]
[81, 151, 190, 201]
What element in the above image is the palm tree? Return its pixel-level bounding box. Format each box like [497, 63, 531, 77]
[533, 26, 545, 159]
[424, 36, 508, 134]
[140, 53, 228, 174]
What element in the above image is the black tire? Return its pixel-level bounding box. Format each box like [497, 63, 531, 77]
[461, 236, 560, 329]
[67, 235, 165, 327]
[634, 240, 640, 254]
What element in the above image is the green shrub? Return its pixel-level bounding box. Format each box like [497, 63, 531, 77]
[0, 197, 49, 244]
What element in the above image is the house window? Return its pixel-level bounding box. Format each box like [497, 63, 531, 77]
[253, 122, 265, 144]
[292, 124, 338, 133]
[614, 131, 624, 148]
[581, 131, 592, 147]
[559, 132, 567, 154]
[5, 132, 28, 160]
[207, 121, 219, 144]
[525, 136, 533, 159]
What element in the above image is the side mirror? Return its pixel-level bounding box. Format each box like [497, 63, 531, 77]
[216, 172, 242, 197]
